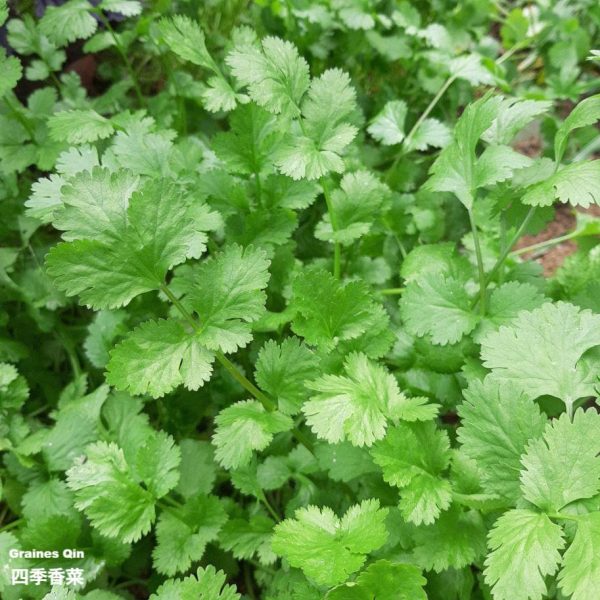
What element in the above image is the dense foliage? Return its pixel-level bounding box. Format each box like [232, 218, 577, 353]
[1, 0, 600, 598]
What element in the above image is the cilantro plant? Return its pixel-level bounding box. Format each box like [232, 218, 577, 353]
[1, 0, 600, 599]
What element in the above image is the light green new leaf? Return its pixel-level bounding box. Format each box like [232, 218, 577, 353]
[522, 160, 600, 208]
[275, 69, 358, 180]
[481, 302, 600, 409]
[315, 170, 391, 246]
[157, 16, 216, 71]
[98, 0, 141, 16]
[150, 565, 240, 600]
[448, 54, 494, 85]
[272, 500, 388, 586]
[555, 94, 600, 162]
[66, 442, 157, 542]
[520, 410, 600, 513]
[48, 110, 115, 144]
[371, 422, 452, 524]
[212, 400, 293, 469]
[106, 319, 214, 398]
[326, 560, 427, 600]
[304, 352, 436, 447]
[400, 272, 478, 345]
[255, 337, 319, 415]
[134, 431, 181, 498]
[484, 509, 565, 600]
[39, 0, 97, 45]
[407, 118, 451, 151]
[458, 377, 546, 503]
[0, 53, 21, 98]
[153, 495, 227, 576]
[558, 512, 600, 600]
[367, 100, 407, 145]
[227, 36, 309, 116]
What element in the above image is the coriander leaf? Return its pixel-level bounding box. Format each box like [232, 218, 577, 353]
[367, 100, 407, 145]
[290, 268, 381, 350]
[227, 36, 309, 116]
[448, 54, 494, 85]
[412, 506, 487, 572]
[48, 110, 115, 145]
[555, 94, 600, 162]
[47, 176, 214, 309]
[558, 511, 600, 600]
[153, 495, 227, 576]
[457, 378, 547, 503]
[106, 319, 214, 398]
[181, 244, 271, 353]
[0, 53, 21, 98]
[212, 400, 293, 469]
[484, 509, 564, 600]
[520, 409, 600, 513]
[157, 16, 216, 71]
[371, 422, 452, 525]
[202, 75, 240, 112]
[474, 144, 532, 188]
[521, 160, 600, 208]
[84, 310, 128, 369]
[255, 337, 319, 415]
[275, 68, 357, 180]
[326, 561, 427, 600]
[98, 0, 141, 16]
[219, 514, 276, 564]
[406, 118, 451, 151]
[150, 565, 240, 600]
[39, 0, 96, 45]
[482, 98, 552, 145]
[400, 272, 478, 345]
[481, 302, 600, 409]
[271, 500, 388, 586]
[315, 170, 391, 246]
[67, 442, 157, 542]
[176, 440, 216, 499]
[303, 352, 436, 447]
[134, 431, 181, 498]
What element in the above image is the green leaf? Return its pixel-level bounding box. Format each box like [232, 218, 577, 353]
[255, 337, 319, 415]
[0, 53, 22, 98]
[176, 440, 216, 499]
[555, 94, 600, 162]
[134, 431, 181, 498]
[412, 506, 487, 572]
[521, 160, 600, 208]
[271, 499, 388, 586]
[39, 0, 97, 45]
[157, 16, 216, 71]
[448, 54, 494, 85]
[520, 410, 600, 513]
[66, 442, 157, 542]
[227, 35, 309, 116]
[326, 561, 427, 600]
[558, 511, 600, 600]
[150, 565, 240, 600]
[98, 0, 141, 16]
[367, 100, 407, 145]
[106, 319, 214, 398]
[275, 69, 357, 180]
[212, 400, 293, 469]
[371, 422, 452, 525]
[47, 175, 214, 309]
[315, 171, 391, 246]
[153, 495, 227, 576]
[458, 377, 547, 503]
[219, 514, 276, 564]
[406, 118, 451, 151]
[303, 352, 437, 447]
[48, 110, 115, 144]
[481, 302, 600, 409]
[400, 272, 478, 345]
[0, 362, 29, 411]
[484, 509, 565, 600]
[291, 268, 382, 350]
[84, 309, 128, 369]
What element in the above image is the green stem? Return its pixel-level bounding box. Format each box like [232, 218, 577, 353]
[510, 230, 575, 257]
[380, 287, 404, 296]
[471, 207, 536, 310]
[95, 11, 144, 105]
[549, 512, 581, 523]
[4, 97, 35, 139]
[259, 492, 281, 522]
[321, 178, 341, 279]
[468, 207, 487, 316]
[243, 562, 257, 600]
[0, 518, 23, 533]
[254, 171, 262, 205]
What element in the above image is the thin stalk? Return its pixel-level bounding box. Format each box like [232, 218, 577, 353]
[510, 230, 576, 257]
[0, 518, 23, 533]
[159, 285, 314, 452]
[243, 563, 257, 600]
[380, 288, 404, 296]
[254, 171, 262, 205]
[321, 178, 341, 279]
[95, 11, 144, 105]
[468, 207, 487, 316]
[471, 207, 536, 310]
[573, 136, 600, 162]
[259, 492, 280, 522]
[549, 512, 580, 523]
